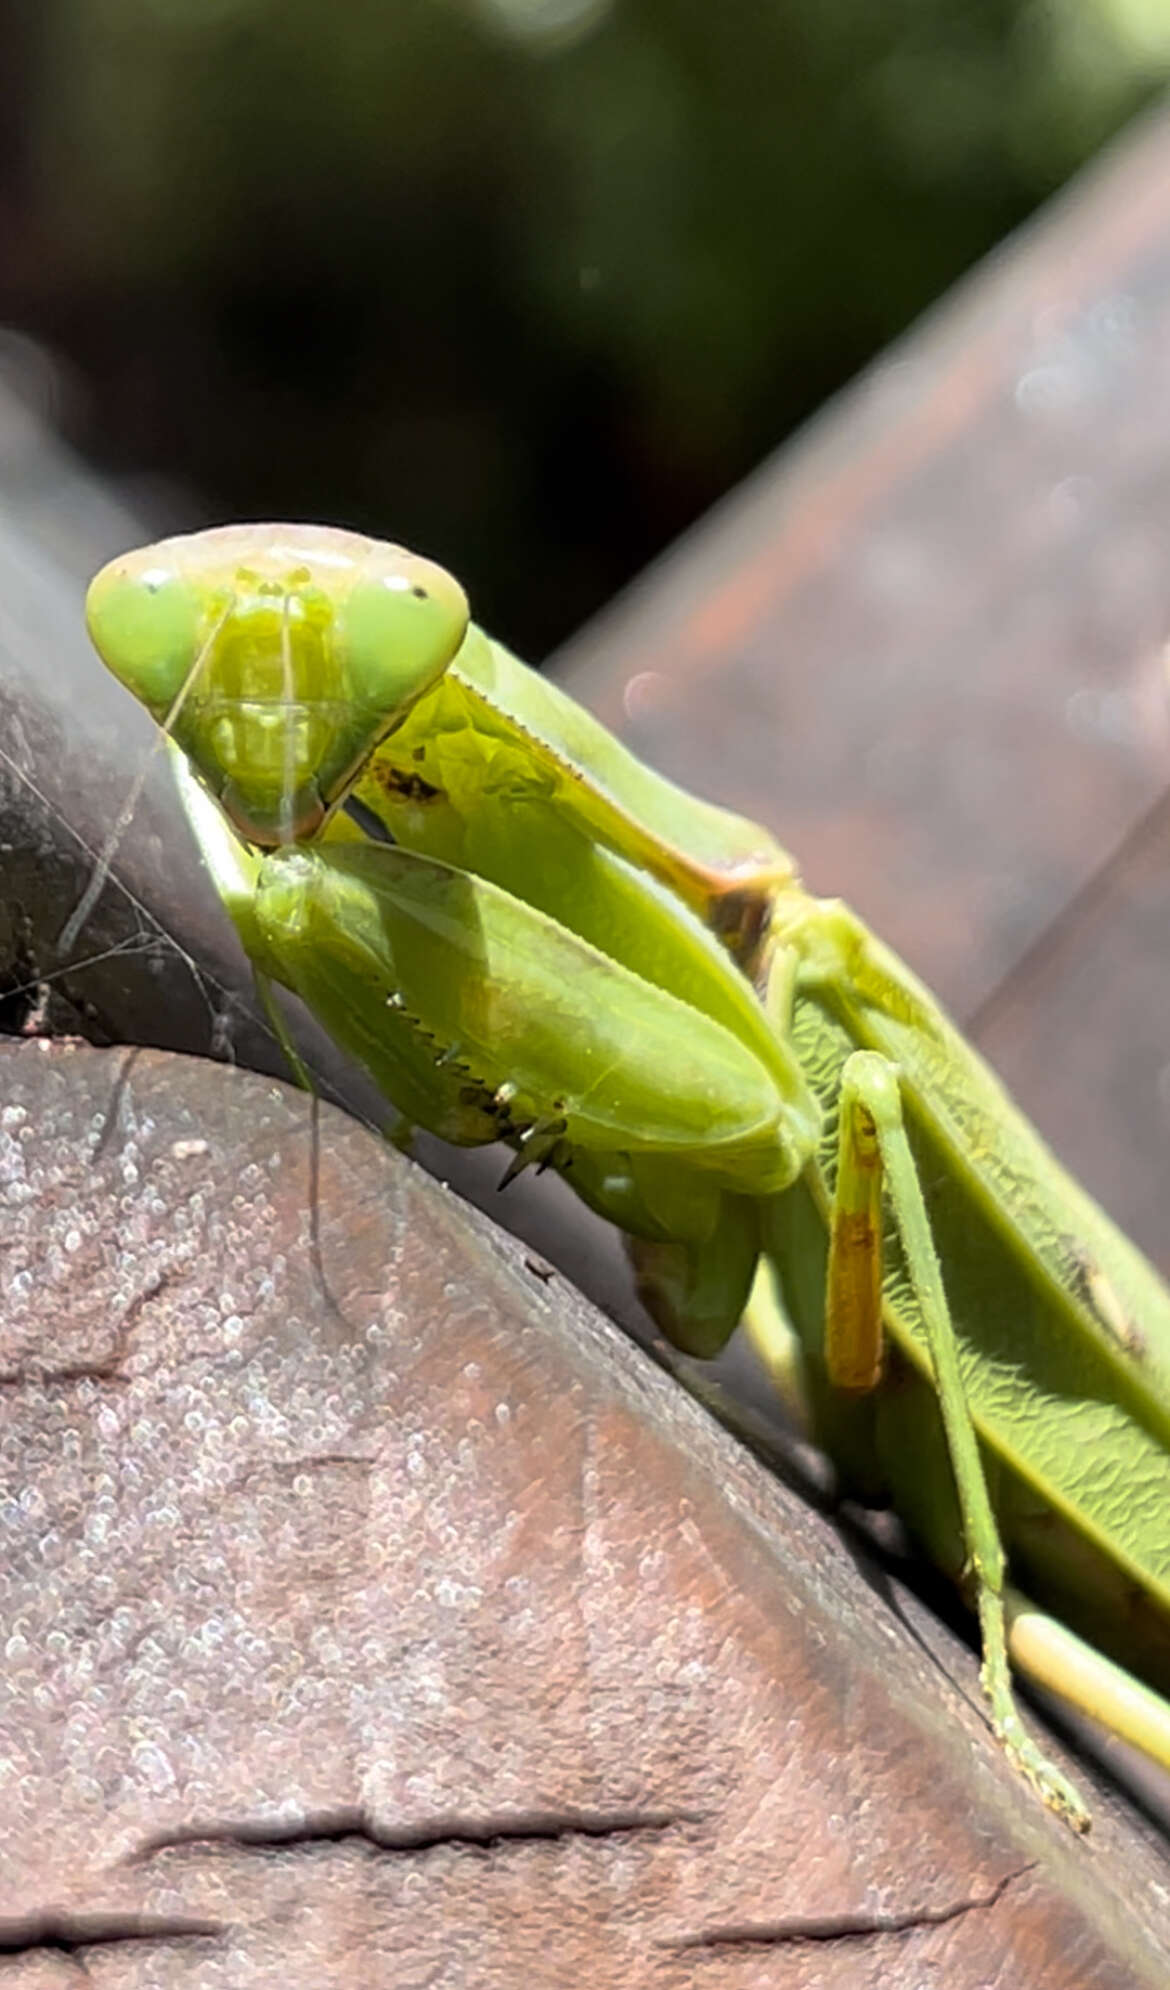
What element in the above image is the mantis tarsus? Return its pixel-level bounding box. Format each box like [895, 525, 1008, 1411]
[84, 522, 1170, 1833]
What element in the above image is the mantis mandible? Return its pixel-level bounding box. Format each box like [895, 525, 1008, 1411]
[84, 522, 1170, 1833]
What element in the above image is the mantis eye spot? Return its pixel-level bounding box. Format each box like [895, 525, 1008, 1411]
[340, 562, 468, 713]
[85, 563, 202, 710]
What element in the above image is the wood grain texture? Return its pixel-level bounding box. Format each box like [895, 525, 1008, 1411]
[2, 1040, 1166, 1987]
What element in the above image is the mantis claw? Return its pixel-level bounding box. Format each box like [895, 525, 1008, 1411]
[992, 1707, 1092, 1835]
[498, 1114, 570, 1187]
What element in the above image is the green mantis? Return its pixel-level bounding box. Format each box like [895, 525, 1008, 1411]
[85, 522, 1170, 1833]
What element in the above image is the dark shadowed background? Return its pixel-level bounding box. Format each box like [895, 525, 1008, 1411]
[3, 0, 1169, 654]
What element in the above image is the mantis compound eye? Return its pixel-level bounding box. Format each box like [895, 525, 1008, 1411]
[85, 560, 203, 716]
[340, 551, 469, 718]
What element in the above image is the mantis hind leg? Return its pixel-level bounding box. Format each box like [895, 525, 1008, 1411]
[828, 1050, 1092, 1831]
[1005, 1585, 1170, 1773]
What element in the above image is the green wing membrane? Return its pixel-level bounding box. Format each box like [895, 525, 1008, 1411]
[770, 889, 1170, 1675]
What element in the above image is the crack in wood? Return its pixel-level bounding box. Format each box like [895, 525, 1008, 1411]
[128, 1803, 702, 1862]
[663, 1863, 1036, 1951]
[0, 1913, 226, 1960]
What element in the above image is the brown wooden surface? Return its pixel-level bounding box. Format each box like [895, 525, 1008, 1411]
[551, 98, 1170, 1277]
[3, 1041, 1167, 1987]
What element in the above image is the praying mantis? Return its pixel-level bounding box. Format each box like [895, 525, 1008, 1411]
[84, 521, 1170, 1834]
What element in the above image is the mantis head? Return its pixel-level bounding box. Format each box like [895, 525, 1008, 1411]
[86, 522, 469, 846]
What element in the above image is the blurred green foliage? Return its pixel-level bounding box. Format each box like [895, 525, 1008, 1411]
[8, 0, 1170, 648]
